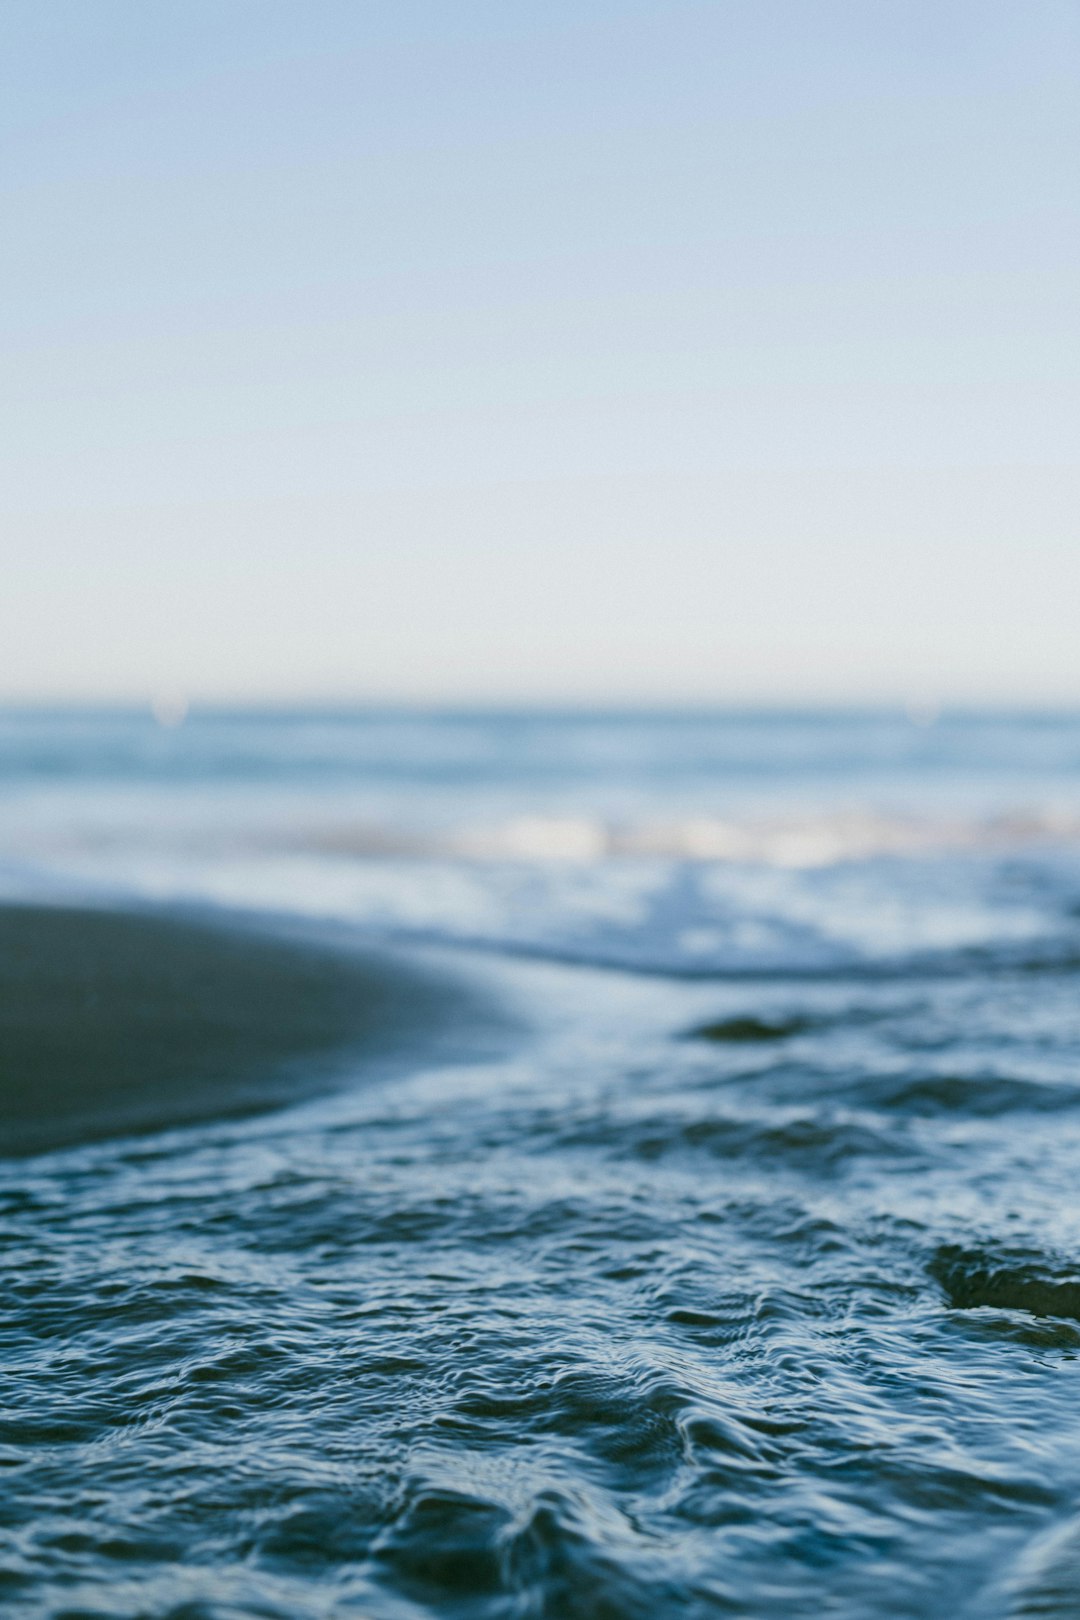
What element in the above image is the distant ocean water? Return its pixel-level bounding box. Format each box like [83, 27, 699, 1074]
[6, 708, 1080, 1616]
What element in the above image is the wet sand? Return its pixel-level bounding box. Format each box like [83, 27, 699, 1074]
[0, 902, 471, 1154]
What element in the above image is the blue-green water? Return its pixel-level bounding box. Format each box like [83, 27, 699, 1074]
[6, 709, 1080, 1617]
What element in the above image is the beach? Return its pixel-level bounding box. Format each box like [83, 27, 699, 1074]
[0, 902, 477, 1155]
[4, 709, 1080, 1617]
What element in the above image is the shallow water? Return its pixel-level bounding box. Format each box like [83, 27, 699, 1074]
[5, 709, 1080, 1617]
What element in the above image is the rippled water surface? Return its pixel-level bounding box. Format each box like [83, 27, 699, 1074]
[6, 709, 1080, 1617]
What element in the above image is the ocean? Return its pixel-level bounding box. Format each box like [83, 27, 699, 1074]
[5, 707, 1080, 1617]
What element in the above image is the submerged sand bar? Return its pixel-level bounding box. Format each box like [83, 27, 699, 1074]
[0, 902, 470, 1155]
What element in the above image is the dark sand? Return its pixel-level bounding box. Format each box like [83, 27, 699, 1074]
[0, 903, 472, 1155]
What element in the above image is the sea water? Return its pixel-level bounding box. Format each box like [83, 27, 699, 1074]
[5, 708, 1080, 1616]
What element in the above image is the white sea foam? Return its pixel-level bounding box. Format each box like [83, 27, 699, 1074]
[3, 709, 1080, 975]
[287, 804, 1080, 868]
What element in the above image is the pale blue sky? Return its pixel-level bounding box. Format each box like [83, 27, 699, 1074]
[3, 1, 1078, 703]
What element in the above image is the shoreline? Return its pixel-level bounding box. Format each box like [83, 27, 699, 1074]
[0, 900, 484, 1156]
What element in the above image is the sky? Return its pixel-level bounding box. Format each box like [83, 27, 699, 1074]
[2, 0, 1078, 706]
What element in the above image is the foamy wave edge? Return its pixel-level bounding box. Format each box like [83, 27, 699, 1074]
[301, 807, 1080, 867]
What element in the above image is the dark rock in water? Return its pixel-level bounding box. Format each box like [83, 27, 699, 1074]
[930, 1244, 1080, 1322]
[0, 903, 472, 1155]
[689, 1014, 815, 1043]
